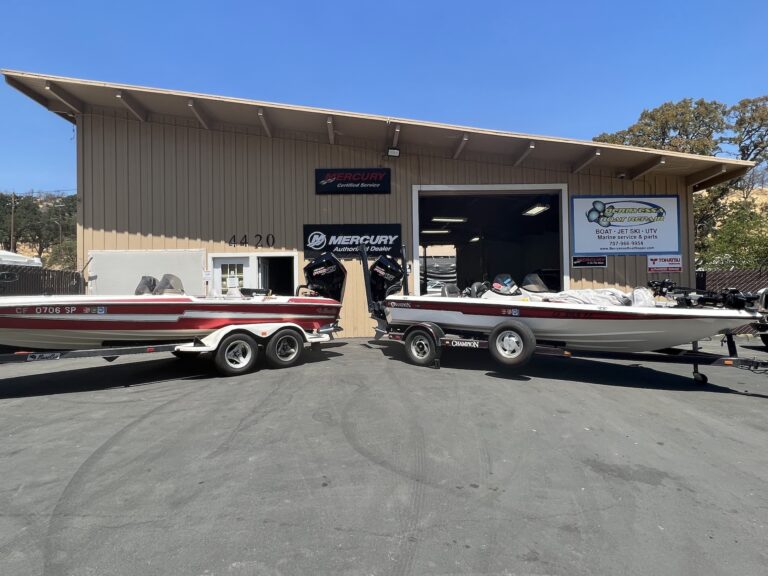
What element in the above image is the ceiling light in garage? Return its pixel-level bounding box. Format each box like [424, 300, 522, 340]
[523, 202, 550, 216]
[422, 229, 451, 234]
[469, 236, 481, 243]
[431, 217, 467, 223]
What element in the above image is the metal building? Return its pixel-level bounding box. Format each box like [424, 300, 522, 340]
[2, 70, 753, 336]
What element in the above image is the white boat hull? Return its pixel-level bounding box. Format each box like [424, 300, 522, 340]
[385, 296, 760, 353]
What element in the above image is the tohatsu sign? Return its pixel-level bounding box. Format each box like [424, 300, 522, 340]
[315, 168, 391, 194]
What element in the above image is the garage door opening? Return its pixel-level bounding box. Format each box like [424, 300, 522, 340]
[417, 190, 563, 294]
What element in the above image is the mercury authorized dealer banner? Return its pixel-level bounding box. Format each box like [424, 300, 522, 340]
[571, 196, 680, 256]
[304, 224, 402, 256]
[315, 168, 391, 194]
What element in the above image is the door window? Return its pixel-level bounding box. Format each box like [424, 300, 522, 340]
[220, 263, 244, 294]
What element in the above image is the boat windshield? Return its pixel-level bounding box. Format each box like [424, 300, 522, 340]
[153, 274, 185, 295]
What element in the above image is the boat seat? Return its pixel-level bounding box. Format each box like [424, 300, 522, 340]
[441, 283, 461, 297]
[470, 281, 490, 298]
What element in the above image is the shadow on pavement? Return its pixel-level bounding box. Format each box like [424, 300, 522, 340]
[365, 339, 768, 399]
[0, 347, 344, 399]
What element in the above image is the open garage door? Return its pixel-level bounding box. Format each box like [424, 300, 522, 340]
[416, 187, 566, 295]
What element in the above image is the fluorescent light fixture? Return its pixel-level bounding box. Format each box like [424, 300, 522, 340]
[421, 229, 450, 234]
[523, 203, 550, 216]
[469, 236, 481, 243]
[431, 216, 467, 223]
[387, 147, 400, 157]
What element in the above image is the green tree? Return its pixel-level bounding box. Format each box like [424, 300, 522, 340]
[594, 96, 768, 261]
[594, 98, 727, 155]
[0, 192, 78, 266]
[698, 200, 768, 268]
[0, 193, 41, 252]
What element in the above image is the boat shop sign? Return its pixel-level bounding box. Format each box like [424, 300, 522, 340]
[571, 196, 680, 256]
[315, 168, 391, 194]
[304, 224, 402, 256]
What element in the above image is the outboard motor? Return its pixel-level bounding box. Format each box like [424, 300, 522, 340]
[302, 252, 347, 302]
[369, 255, 404, 303]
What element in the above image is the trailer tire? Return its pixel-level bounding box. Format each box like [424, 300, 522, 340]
[265, 328, 304, 369]
[404, 328, 437, 367]
[489, 321, 535, 368]
[214, 333, 259, 376]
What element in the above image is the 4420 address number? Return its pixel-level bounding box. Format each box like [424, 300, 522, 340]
[228, 234, 276, 248]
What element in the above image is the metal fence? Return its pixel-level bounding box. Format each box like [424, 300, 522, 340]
[0, 265, 85, 297]
[696, 269, 768, 335]
[696, 269, 768, 293]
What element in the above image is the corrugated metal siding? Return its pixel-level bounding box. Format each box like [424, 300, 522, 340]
[76, 108, 694, 337]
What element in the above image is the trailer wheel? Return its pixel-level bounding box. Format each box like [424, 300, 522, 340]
[404, 328, 437, 367]
[214, 333, 259, 376]
[265, 328, 304, 368]
[489, 321, 535, 368]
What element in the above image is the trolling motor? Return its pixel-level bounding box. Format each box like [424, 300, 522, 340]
[648, 279, 760, 310]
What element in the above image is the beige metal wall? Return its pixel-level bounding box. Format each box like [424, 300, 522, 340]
[76, 107, 695, 337]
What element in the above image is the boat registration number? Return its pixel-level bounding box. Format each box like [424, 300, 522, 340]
[15, 306, 107, 315]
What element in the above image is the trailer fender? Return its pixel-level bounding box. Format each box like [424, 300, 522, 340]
[175, 323, 312, 354]
[403, 322, 445, 351]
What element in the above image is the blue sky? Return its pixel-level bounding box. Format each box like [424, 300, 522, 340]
[1, 0, 766, 193]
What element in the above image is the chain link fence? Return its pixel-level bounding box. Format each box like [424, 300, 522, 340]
[0, 265, 85, 297]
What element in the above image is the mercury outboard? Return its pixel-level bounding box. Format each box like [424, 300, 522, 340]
[302, 252, 347, 302]
[359, 245, 407, 319]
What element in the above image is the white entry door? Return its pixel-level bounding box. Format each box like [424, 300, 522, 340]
[212, 256, 253, 295]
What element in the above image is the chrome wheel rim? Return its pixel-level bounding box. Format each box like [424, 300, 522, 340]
[496, 330, 523, 359]
[410, 335, 431, 359]
[224, 341, 252, 369]
[275, 335, 299, 362]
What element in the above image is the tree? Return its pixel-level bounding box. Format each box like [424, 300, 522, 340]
[698, 200, 768, 268]
[0, 193, 41, 252]
[594, 96, 768, 260]
[0, 192, 78, 267]
[594, 98, 727, 155]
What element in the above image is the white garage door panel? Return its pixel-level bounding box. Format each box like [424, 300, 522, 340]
[88, 250, 206, 296]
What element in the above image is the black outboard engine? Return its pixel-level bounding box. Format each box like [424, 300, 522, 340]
[302, 252, 347, 302]
[369, 255, 404, 303]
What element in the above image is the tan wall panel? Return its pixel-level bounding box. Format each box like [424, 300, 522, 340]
[78, 110, 694, 337]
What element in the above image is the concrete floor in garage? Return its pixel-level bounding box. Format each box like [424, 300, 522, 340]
[1, 338, 767, 576]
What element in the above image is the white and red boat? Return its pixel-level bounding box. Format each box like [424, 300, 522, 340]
[361, 250, 767, 373]
[0, 253, 346, 352]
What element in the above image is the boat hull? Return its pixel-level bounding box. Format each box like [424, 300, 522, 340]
[384, 296, 760, 353]
[0, 294, 342, 350]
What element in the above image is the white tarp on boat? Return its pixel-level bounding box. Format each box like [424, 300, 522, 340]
[0, 250, 43, 267]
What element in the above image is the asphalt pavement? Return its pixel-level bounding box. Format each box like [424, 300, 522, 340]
[1, 337, 767, 576]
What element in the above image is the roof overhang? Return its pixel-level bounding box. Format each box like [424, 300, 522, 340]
[2, 69, 754, 191]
